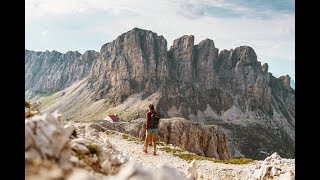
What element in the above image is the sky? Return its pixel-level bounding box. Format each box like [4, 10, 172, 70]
[26, 0, 295, 80]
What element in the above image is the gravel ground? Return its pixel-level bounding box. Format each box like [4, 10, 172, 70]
[102, 131, 258, 180]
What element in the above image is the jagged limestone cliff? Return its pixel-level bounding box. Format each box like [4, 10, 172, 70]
[25, 27, 295, 160]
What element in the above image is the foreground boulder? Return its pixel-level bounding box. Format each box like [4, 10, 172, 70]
[25, 111, 126, 179]
[25, 112, 191, 179]
[248, 152, 295, 180]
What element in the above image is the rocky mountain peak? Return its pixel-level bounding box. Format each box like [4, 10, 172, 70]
[60, 51, 82, 61]
[25, 28, 295, 160]
[80, 50, 99, 63]
[279, 75, 291, 90]
[43, 50, 62, 58]
[89, 27, 169, 101]
[261, 63, 269, 74]
[233, 45, 257, 67]
[171, 35, 194, 49]
[168, 35, 196, 83]
[198, 38, 215, 47]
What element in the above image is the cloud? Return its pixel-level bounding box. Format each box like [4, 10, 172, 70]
[174, 0, 294, 20]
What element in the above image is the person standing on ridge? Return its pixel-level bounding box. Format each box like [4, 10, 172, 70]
[144, 104, 160, 155]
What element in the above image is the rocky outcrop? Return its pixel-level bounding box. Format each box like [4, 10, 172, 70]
[186, 160, 198, 180]
[25, 111, 197, 180]
[25, 111, 128, 179]
[158, 119, 231, 159]
[25, 27, 295, 160]
[89, 118, 231, 160]
[194, 38, 219, 89]
[160, 45, 273, 117]
[248, 152, 295, 179]
[168, 35, 195, 83]
[87, 28, 169, 102]
[25, 50, 99, 98]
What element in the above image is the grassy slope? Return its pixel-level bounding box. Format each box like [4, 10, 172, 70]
[30, 78, 162, 122]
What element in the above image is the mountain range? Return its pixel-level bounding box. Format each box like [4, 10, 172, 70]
[25, 27, 295, 160]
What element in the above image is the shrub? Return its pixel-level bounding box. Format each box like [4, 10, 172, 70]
[86, 144, 99, 154]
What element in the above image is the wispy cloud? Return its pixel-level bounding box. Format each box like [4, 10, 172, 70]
[175, 0, 294, 19]
[26, 0, 294, 78]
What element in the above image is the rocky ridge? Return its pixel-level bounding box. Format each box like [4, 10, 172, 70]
[25, 27, 295, 160]
[25, 49, 99, 97]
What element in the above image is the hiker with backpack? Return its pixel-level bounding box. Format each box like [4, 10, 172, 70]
[144, 104, 160, 155]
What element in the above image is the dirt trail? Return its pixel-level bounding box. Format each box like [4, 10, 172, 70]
[101, 131, 256, 180]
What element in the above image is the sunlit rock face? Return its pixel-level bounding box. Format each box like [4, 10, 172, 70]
[25, 28, 295, 160]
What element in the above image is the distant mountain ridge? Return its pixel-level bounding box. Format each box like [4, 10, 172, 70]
[25, 27, 295, 160]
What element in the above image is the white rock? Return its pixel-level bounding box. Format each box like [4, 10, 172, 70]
[64, 124, 76, 136]
[261, 166, 272, 178]
[271, 166, 280, 176]
[70, 155, 80, 163]
[101, 159, 112, 173]
[186, 174, 196, 180]
[91, 154, 98, 163]
[186, 159, 198, 180]
[264, 156, 271, 162]
[59, 148, 72, 169]
[30, 110, 39, 116]
[278, 170, 295, 180]
[280, 167, 286, 174]
[25, 148, 41, 161]
[26, 113, 72, 158]
[71, 138, 90, 145]
[115, 161, 186, 180]
[269, 152, 281, 160]
[67, 168, 98, 180]
[111, 154, 128, 165]
[99, 148, 112, 162]
[52, 110, 64, 124]
[156, 164, 187, 180]
[110, 161, 152, 180]
[71, 143, 90, 155]
[46, 168, 63, 179]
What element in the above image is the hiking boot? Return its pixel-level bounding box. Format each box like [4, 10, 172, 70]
[153, 152, 156, 156]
